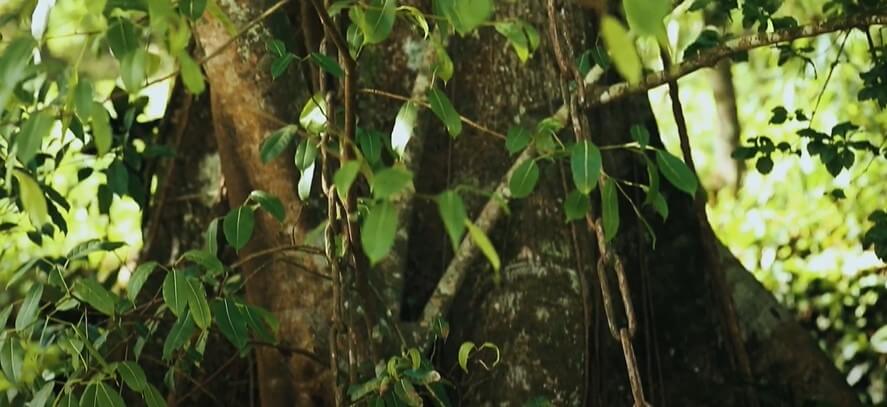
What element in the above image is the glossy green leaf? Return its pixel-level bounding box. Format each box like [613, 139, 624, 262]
[564, 190, 590, 222]
[466, 220, 500, 272]
[163, 309, 196, 360]
[259, 125, 297, 164]
[600, 16, 642, 84]
[212, 298, 249, 350]
[349, 0, 396, 44]
[30, 382, 54, 407]
[72, 279, 117, 316]
[601, 177, 619, 242]
[509, 159, 540, 199]
[179, 0, 207, 20]
[243, 303, 277, 343]
[107, 17, 139, 57]
[656, 149, 698, 196]
[361, 201, 397, 265]
[309, 52, 344, 78]
[294, 139, 319, 171]
[433, 44, 454, 82]
[298, 163, 315, 201]
[128, 261, 157, 301]
[334, 161, 361, 201]
[183, 249, 223, 275]
[14, 283, 42, 331]
[358, 128, 382, 164]
[391, 102, 418, 157]
[90, 103, 112, 155]
[249, 190, 285, 222]
[506, 126, 531, 155]
[16, 111, 53, 165]
[185, 277, 211, 329]
[117, 361, 148, 391]
[223, 206, 255, 251]
[80, 382, 125, 407]
[458, 341, 475, 373]
[162, 269, 188, 317]
[299, 94, 328, 134]
[372, 167, 413, 199]
[178, 52, 205, 94]
[437, 191, 468, 250]
[12, 170, 49, 227]
[571, 141, 602, 194]
[73, 79, 94, 120]
[270, 53, 294, 79]
[394, 379, 422, 407]
[427, 88, 462, 138]
[120, 48, 148, 93]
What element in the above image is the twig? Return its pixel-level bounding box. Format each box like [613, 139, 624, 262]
[229, 244, 326, 269]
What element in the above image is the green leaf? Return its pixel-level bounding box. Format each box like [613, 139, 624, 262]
[0, 38, 36, 118]
[872, 325, 887, 353]
[259, 125, 298, 164]
[652, 194, 669, 220]
[270, 53, 294, 79]
[358, 128, 382, 164]
[14, 283, 42, 331]
[372, 167, 413, 199]
[0, 304, 13, 329]
[13, 170, 49, 227]
[349, 0, 396, 45]
[394, 379, 422, 407]
[80, 382, 125, 407]
[437, 191, 468, 250]
[564, 190, 590, 222]
[506, 126, 531, 155]
[30, 382, 54, 407]
[466, 220, 500, 272]
[427, 88, 462, 138]
[179, 0, 207, 20]
[90, 103, 112, 156]
[298, 163, 315, 201]
[494, 20, 541, 62]
[623, 0, 670, 48]
[509, 159, 540, 199]
[128, 261, 157, 302]
[143, 384, 165, 407]
[223, 206, 255, 251]
[162, 269, 188, 317]
[163, 309, 196, 360]
[631, 124, 649, 148]
[361, 201, 397, 265]
[55, 392, 78, 407]
[433, 44, 454, 82]
[117, 361, 148, 391]
[399, 5, 430, 38]
[120, 48, 148, 93]
[655, 149, 698, 196]
[334, 161, 361, 201]
[185, 277, 212, 329]
[249, 190, 285, 222]
[294, 139, 319, 171]
[439, 0, 493, 35]
[601, 177, 619, 242]
[16, 110, 53, 165]
[1, 338, 23, 382]
[66, 240, 126, 261]
[391, 102, 419, 157]
[243, 303, 277, 343]
[600, 16, 642, 84]
[73, 79, 94, 120]
[178, 52, 205, 94]
[107, 17, 139, 57]
[309, 52, 344, 78]
[72, 279, 117, 316]
[206, 217, 220, 256]
[183, 249, 223, 275]
[458, 341, 475, 373]
[300, 93, 328, 134]
[570, 141, 602, 194]
[211, 298, 249, 350]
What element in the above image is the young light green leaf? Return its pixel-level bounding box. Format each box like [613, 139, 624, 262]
[655, 149, 698, 196]
[162, 309, 196, 360]
[128, 261, 157, 301]
[509, 159, 540, 199]
[249, 190, 285, 222]
[439, 0, 492, 35]
[427, 88, 462, 138]
[494, 20, 541, 62]
[458, 341, 476, 373]
[564, 190, 590, 222]
[391, 102, 418, 157]
[623, 0, 670, 48]
[90, 102, 112, 155]
[162, 269, 188, 317]
[14, 283, 43, 331]
[259, 125, 297, 164]
[601, 177, 620, 242]
[117, 361, 148, 391]
[372, 167, 413, 199]
[80, 382, 125, 407]
[334, 161, 361, 201]
[571, 141, 602, 194]
[179, 52, 205, 94]
[16, 111, 53, 165]
[466, 220, 500, 272]
[223, 206, 255, 251]
[361, 201, 397, 265]
[298, 163, 316, 201]
[309, 52, 344, 78]
[300, 93, 328, 134]
[600, 16, 642, 84]
[72, 278, 117, 316]
[211, 298, 249, 350]
[185, 277, 212, 330]
[12, 169, 49, 227]
[437, 191, 467, 250]
[349, 0, 396, 44]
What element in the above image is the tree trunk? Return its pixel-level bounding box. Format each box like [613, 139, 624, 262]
[186, 0, 858, 405]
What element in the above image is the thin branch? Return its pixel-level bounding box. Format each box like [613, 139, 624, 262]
[591, 13, 887, 108]
[229, 244, 326, 269]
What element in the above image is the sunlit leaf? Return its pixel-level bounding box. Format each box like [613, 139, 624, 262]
[179, 52, 205, 94]
[391, 102, 418, 157]
[16, 111, 53, 165]
[300, 94, 328, 134]
[466, 220, 500, 272]
[12, 170, 49, 227]
[80, 382, 125, 407]
[600, 16, 642, 84]
[458, 341, 475, 373]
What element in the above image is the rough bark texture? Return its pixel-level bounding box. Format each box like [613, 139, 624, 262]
[195, 1, 332, 405]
